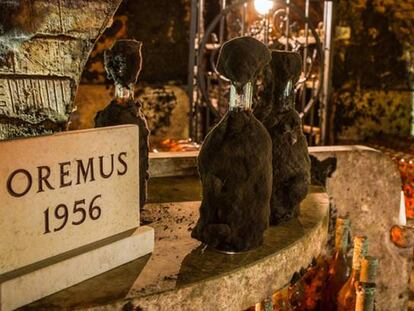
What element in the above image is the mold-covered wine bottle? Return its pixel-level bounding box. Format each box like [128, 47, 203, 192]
[192, 37, 273, 252]
[94, 40, 150, 210]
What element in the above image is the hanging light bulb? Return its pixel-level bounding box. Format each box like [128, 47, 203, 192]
[254, 0, 274, 16]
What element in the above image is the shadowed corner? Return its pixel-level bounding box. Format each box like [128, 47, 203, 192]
[21, 254, 151, 311]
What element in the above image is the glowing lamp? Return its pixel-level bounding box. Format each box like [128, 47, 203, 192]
[254, 0, 274, 15]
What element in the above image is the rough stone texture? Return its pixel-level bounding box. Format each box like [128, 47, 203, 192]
[193, 110, 273, 252]
[311, 145, 412, 311]
[23, 146, 406, 310]
[25, 187, 328, 311]
[149, 152, 198, 178]
[0, 0, 122, 139]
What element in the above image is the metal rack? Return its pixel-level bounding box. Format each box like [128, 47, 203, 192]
[187, 0, 335, 145]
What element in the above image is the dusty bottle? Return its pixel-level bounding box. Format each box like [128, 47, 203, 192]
[359, 256, 378, 286]
[355, 256, 378, 311]
[337, 235, 368, 310]
[355, 285, 376, 311]
[320, 217, 351, 310]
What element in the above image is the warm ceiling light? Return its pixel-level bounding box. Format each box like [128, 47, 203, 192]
[254, 0, 274, 15]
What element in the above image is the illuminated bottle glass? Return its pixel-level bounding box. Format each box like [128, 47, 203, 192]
[355, 285, 376, 311]
[114, 82, 134, 104]
[337, 235, 368, 310]
[359, 256, 378, 286]
[320, 217, 351, 310]
[229, 82, 253, 111]
[355, 256, 378, 311]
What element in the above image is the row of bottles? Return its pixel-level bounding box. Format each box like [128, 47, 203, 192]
[245, 217, 378, 311]
[322, 217, 378, 311]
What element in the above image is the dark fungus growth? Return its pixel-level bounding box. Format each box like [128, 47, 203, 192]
[254, 50, 311, 225]
[310, 155, 337, 187]
[95, 39, 149, 210]
[217, 36, 271, 90]
[192, 37, 272, 252]
[104, 39, 143, 88]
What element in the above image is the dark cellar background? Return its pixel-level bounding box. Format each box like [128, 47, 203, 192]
[80, 0, 414, 146]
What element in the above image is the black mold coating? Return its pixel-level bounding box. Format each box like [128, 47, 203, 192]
[192, 37, 272, 252]
[254, 50, 311, 225]
[310, 155, 337, 187]
[104, 39, 143, 88]
[192, 110, 272, 252]
[95, 39, 149, 210]
[94, 100, 149, 209]
[217, 36, 271, 90]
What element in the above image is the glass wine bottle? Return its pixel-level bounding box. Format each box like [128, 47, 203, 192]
[337, 235, 368, 310]
[355, 285, 376, 311]
[320, 217, 351, 310]
[355, 256, 378, 311]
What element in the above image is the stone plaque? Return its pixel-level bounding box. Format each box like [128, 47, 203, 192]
[0, 125, 140, 276]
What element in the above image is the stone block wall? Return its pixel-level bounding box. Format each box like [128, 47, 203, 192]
[0, 0, 122, 140]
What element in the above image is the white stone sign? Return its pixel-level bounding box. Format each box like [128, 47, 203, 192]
[0, 125, 141, 276]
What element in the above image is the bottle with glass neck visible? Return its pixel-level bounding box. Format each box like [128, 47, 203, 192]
[114, 82, 135, 106]
[320, 217, 351, 310]
[229, 82, 253, 111]
[359, 256, 378, 287]
[355, 256, 378, 311]
[337, 235, 369, 310]
[355, 285, 376, 311]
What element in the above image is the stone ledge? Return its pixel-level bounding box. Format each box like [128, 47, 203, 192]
[24, 187, 329, 311]
[147, 146, 410, 310]
[2, 226, 154, 311]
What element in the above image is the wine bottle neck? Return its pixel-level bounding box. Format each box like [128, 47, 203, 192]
[334, 217, 350, 253]
[349, 268, 360, 283]
[352, 236, 368, 270]
[355, 285, 376, 311]
[360, 256, 378, 284]
[115, 83, 134, 105]
[229, 82, 253, 111]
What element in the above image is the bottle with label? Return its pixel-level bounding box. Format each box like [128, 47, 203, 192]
[320, 217, 351, 310]
[337, 235, 369, 310]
